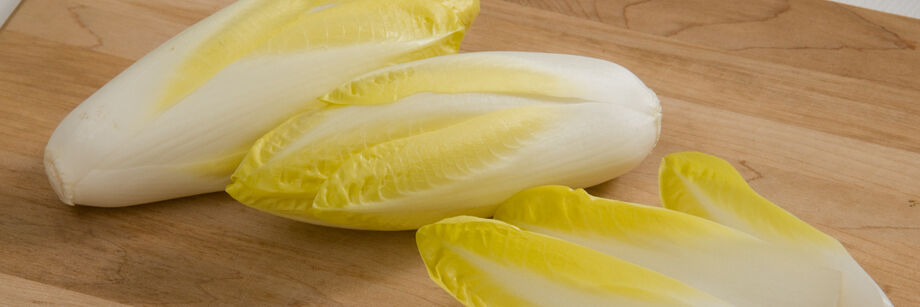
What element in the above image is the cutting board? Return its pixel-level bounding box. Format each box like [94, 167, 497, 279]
[2, 0, 918, 305]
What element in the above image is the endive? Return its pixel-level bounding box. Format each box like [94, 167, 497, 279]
[226, 52, 662, 230]
[416, 216, 731, 307]
[659, 152, 893, 307]
[44, 0, 478, 207]
[493, 186, 842, 307]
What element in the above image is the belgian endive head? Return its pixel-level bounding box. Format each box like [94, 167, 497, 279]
[227, 51, 662, 230]
[44, 0, 479, 207]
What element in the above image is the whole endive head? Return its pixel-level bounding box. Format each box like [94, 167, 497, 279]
[44, 0, 478, 207]
[226, 51, 662, 230]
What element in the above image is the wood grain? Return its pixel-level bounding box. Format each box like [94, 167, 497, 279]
[1, 0, 918, 305]
[502, 0, 920, 91]
[0, 273, 128, 306]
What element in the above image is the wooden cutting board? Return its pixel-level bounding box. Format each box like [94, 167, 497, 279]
[1, 0, 918, 305]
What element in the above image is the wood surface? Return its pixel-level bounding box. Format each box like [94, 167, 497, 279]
[1, 0, 918, 305]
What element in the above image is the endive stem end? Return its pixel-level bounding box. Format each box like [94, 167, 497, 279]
[44, 153, 75, 206]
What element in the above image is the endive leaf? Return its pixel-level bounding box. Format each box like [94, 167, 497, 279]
[659, 152, 893, 307]
[226, 52, 661, 230]
[320, 51, 660, 117]
[494, 186, 842, 307]
[416, 216, 731, 307]
[44, 0, 478, 207]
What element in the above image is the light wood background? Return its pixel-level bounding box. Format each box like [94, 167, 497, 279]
[1, 0, 918, 305]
